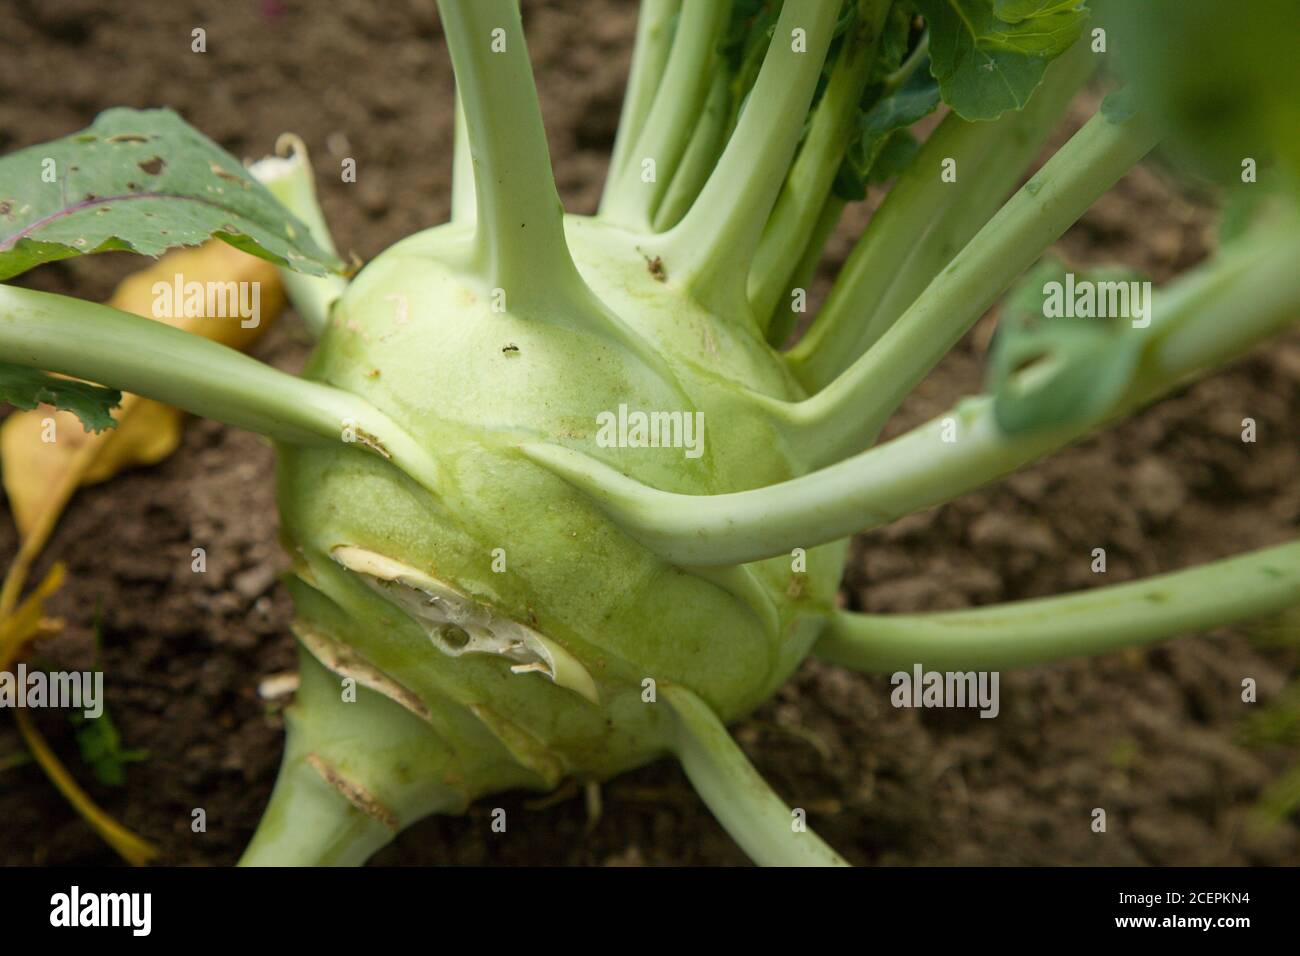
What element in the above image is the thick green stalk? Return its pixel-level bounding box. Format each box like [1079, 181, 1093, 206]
[816, 540, 1300, 672]
[767, 193, 846, 348]
[0, 285, 441, 493]
[241, 743, 396, 867]
[601, 0, 725, 230]
[450, 89, 475, 226]
[437, 0, 674, 379]
[521, 220, 1300, 566]
[650, 69, 731, 232]
[786, 112, 1003, 374]
[785, 99, 1161, 466]
[662, 684, 847, 867]
[251, 136, 349, 338]
[241, 647, 465, 866]
[436, 0, 581, 305]
[788, 43, 1094, 388]
[601, 0, 681, 214]
[651, 0, 842, 319]
[749, 1, 889, 328]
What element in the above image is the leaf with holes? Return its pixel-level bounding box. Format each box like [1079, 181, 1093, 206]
[0, 108, 342, 281]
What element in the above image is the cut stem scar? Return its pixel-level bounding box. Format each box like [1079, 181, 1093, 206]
[331, 545, 599, 705]
[250, 134, 349, 339]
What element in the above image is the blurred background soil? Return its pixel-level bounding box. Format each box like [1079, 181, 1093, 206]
[1, 0, 1297, 865]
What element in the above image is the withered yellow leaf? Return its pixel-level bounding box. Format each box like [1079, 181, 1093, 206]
[1, 242, 286, 539]
[0, 562, 65, 671]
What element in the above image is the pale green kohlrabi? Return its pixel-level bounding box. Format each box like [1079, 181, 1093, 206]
[2, 0, 1299, 867]
[251, 169, 850, 866]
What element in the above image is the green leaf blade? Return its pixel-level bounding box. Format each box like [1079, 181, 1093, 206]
[994, 0, 1085, 21]
[916, 0, 1088, 120]
[0, 108, 342, 281]
[0, 361, 121, 433]
[833, 67, 940, 200]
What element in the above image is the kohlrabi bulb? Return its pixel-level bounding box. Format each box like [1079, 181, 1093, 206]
[252, 215, 845, 862]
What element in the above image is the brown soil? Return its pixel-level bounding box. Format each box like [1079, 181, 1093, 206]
[1, 1, 1297, 866]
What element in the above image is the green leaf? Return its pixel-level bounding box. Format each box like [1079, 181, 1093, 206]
[0, 108, 343, 282]
[877, 1, 919, 77]
[987, 257, 1147, 434]
[834, 66, 940, 200]
[720, 0, 780, 73]
[868, 129, 921, 183]
[867, 67, 943, 136]
[993, 0, 1082, 21]
[71, 707, 149, 787]
[0, 361, 120, 433]
[915, 0, 1087, 120]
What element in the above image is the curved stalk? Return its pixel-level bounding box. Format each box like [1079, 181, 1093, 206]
[650, 0, 843, 319]
[601, 0, 681, 215]
[662, 684, 847, 867]
[600, 0, 729, 231]
[784, 97, 1161, 466]
[881, 28, 929, 91]
[750, 1, 889, 328]
[251, 135, 349, 338]
[0, 286, 442, 494]
[787, 42, 1094, 388]
[816, 540, 1300, 672]
[521, 220, 1300, 566]
[436, 0, 582, 307]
